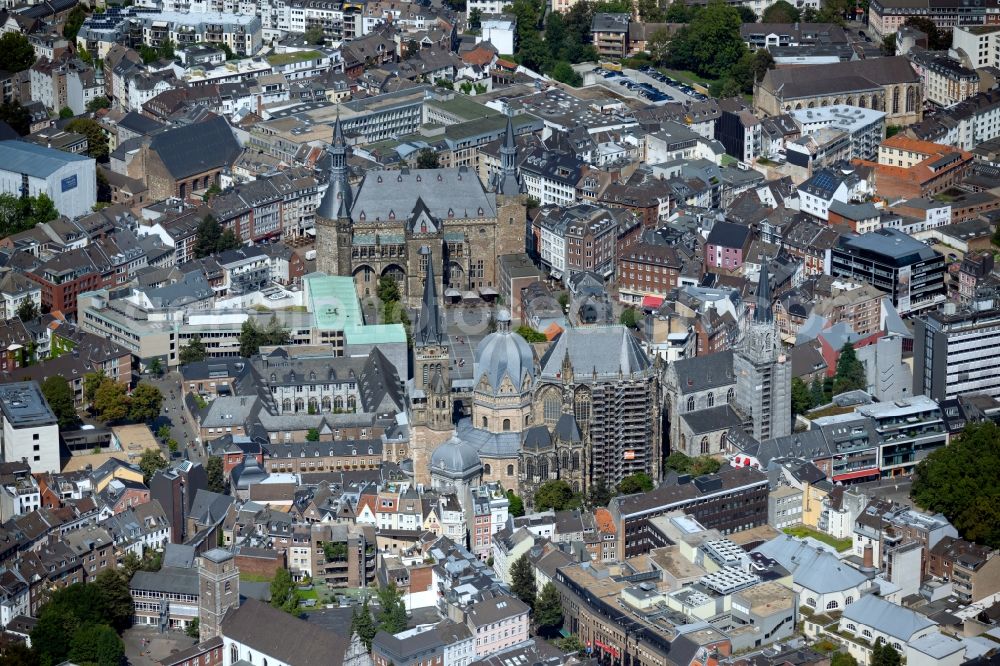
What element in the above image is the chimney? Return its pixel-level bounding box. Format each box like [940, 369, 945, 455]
[863, 543, 874, 569]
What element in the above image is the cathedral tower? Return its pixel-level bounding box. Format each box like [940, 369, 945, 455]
[493, 113, 528, 258]
[315, 110, 353, 276]
[410, 246, 453, 485]
[734, 261, 792, 442]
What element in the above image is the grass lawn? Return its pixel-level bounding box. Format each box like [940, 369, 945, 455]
[240, 573, 271, 583]
[657, 68, 717, 92]
[297, 588, 319, 600]
[783, 526, 854, 552]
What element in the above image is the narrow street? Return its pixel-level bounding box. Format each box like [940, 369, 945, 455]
[143, 370, 204, 464]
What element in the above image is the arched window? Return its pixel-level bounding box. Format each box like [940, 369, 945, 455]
[686, 396, 695, 412]
[484, 464, 491, 475]
[282, 398, 291, 412]
[707, 392, 714, 408]
[826, 600, 839, 610]
[347, 396, 356, 411]
[230, 645, 237, 663]
[294, 398, 305, 412]
[720, 432, 728, 453]
[574, 392, 591, 424]
[507, 464, 514, 476]
[482, 416, 488, 428]
[805, 597, 816, 608]
[544, 393, 560, 423]
[862, 629, 872, 638]
[846, 623, 856, 632]
[561, 450, 570, 470]
[538, 457, 549, 479]
[321, 396, 331, 411]
[727, 388, 735, 403]
[845, 596, 854, 605]
[525, 458, 535, 478]
[502, 418, 510, 431]
[572, 451, 580, 471]
[906, 87, 916, 113]
[700, 437, 710, 455]
[892, 87, 900, 114]
[892, 643, 902, 652]
[334, 396, 344, 411]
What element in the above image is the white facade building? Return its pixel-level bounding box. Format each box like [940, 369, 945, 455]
[0, 382, 61, 474]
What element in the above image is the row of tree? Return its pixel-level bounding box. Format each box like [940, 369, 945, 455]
[194, 216, 243, 258]
[506, 0, 603, 86]
[349, 582, 409, 649]
[0, 193, 59, 239]
[791, 342, 868, 415]
[510, 554, 564, 636]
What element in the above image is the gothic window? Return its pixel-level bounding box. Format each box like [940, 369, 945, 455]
[484, 464, 491, 475]
[538, 457, 549, 479]
[525, 458, 535, 478]
[308, 397, 318, 412]
[544, 393, 560, 423]
[892, 87, 900, 114]
[727, 388, 735, 403]
[574, 392, 591, 424]
[707, 392, 715, 408]
[334, 396, 344, 411]
[906, 86, 916, 113]
[561, 450, 570, 470]
[700, 437, 710, 455]
[282, 398, 291, 412]
[230, 645, 238, 663]
[572, 451, 580, 471]
[295, 398, 305, 412]
[507, 464, 514, 476]
[502, 418, 510, 431]
[322, 396, 331, 411]
[347, 396, 356, 411]
[826, 600, 839, 610]
[482, 416, 488, 428]
[720, 431, 728, 453]
[687, 396, 695, 412]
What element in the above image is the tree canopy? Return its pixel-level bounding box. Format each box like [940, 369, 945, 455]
[534, 582, 563, 636]
[31, 576, 131, 665]
[41, 376, 78, 430]
[16, 297, 38, 323]
[833, 342, 867, 395]
[0, 33, 35, 73]
[239, 317, 291, 357]
[270, 568, 300, 614]
[510, 553, 536, 608]
[506, 489, 525, 517]
[207, 456, 227, 493]
[179, 335, 207, 365]
[912, 421, 1000, 548]
[128, 383, 164, 423]
[903, 16, 951, 50]
[662, 2, 747, 80]
[66, 118, 110, 162]
[351, 600, 378, 650]
[376, 581, 408, 633]
[415, 148, 440, 168]
[665, 451, 721, 476]
[617, 472, 654, 495]
[533, 479, 581, 511]
[63, 5, 89, 41]
[139, 448, 169, 483]
[761, 0, 800, 22]
[0, 193, 59, 238]
[516, 325, 547, 343]
[193, 215, 241, 258]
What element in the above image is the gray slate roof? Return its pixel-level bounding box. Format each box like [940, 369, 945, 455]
[538, 326, 651, 380]
[754, 534, 868, 594]
[841, 593, 936, 641]
[351, 167, 497, 222]
[671, 350, 735, 395]
[148, 116, 241, 180]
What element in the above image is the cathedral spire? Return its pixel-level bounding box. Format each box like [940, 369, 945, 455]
[493, 111, 524, 196]
[317, 106, 352, 220]
[415, 245, 443, 346]
[755, 259, 773, 324]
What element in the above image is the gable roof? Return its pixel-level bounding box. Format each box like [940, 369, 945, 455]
[221, 598, 350, 664]
[147, 115, 240, 180]
[842, 593, 936, 641]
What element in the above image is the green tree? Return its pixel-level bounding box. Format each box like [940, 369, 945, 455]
[304, 24, 326, 44]
[194, 215, 223, 258]
[186, 617, 200, 638]
[550, 61, 582, 86]
[270, 568, 299, 613]
[351, 600, 378, 650]
[515, 325, 547, 343]
[0, 100, 31, 135]
[416, 148, 440, 169]
[533, 582, 563, 636]
[871, 642, 902, 666]
[664, 451, 721, 476]
[588, 481, 614, 507]
[761, 0, 800, 22]
[239, 317, 290, 357]
[306, 427, 320, 441]
[148, 358, 163, 376]
[0, 641, 39, 666]
[41, 376, 78, 429]
[617, 472, 654, 495]
[86, 96, 111, 113]
[94, 568, 134, 632]
[0, 193, 60, 237]
[128, 383, 164, 422]
[217, 228, 242, 252]
[510, 554, 536, 608]
[66, 118, 110, 162]
[554, 634, 585, 656]
[31, 604, 77, 664]
[0, 33, 35, 73]
[831, 653, 858, 666]
[791, 377, 812, 415]
[59, 107, 75, 119]
[156, 424, 171, 440]
[666, 2, 748, 79]
[68, 623, 124, 666]
[810, 376, 826, 407]
[122, 552, 143, 579]
[736, 5, 757, 21]
[207, 455, 226, 493]
[619, 307, 639, 328]
[168, 439, 179, 454]
[179, 334, 208, 364]
[376, 581, 408, 633]
[139, 44, 159, 64]
[506, 489, 525, 517]
[83, 371, 106, 406]
[881, 33, 897, 56]
[93, 378, 129, 423]
[139, 448, 168, 483]
[833, 342, 867, 395]
[377, 275, 401, 304]
[63, 5, 89, 40]
[664, 1, 694, 22]
[158, 39, 176, 60]
[533, 479, 578, 511]
[903, 16, 950, 50]
[637, 0, 664, 21]
[912, 421, 1000, 548]
[469, 7, 483, 29]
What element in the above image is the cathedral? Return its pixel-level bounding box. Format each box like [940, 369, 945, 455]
[315, 112, 528, 306]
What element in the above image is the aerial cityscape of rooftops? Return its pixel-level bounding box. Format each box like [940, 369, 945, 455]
[3, 0, 1000, 663]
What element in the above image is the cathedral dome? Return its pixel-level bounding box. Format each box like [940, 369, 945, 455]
[430, 435, 482, 477]
[475, 318, 535, 394]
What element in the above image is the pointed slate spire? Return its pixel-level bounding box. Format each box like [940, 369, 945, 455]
[756, 258, 773, 324]
[317, 105, 352, 220]
[415, 245, 443, 346]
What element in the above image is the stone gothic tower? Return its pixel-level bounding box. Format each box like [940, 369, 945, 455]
[734, 261, 792, 442]
[410, 246, 453, 486]
[198, 548, 240, 642]
[316, 110, 353, 276]
[492, 113, 528, 258]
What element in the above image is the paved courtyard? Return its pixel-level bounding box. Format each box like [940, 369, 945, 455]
[123, 626, 197, 666]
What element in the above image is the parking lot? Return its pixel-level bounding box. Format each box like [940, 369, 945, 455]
[580, 64, 709, 104]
